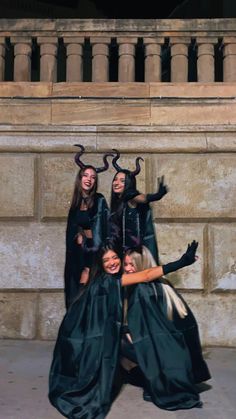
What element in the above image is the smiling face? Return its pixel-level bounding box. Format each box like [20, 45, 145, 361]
[81, 168, 97, 193]
[102, 250, 121, 274]
[123, 254, 137, 274]
[112, 172, 126, 195]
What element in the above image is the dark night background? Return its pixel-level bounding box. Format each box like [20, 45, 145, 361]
[0, 0, 236, 19]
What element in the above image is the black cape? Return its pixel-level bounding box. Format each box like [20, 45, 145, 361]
[49, 275, 205, 418]
[112, 188, 159, 263]
[64, 193, 109, 309]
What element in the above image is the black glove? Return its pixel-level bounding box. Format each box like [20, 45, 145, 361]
[146, 175, 168, 203]
[163, 240, 198, 275]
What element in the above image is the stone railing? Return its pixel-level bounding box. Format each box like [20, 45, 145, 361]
[0, 18, 236, 82]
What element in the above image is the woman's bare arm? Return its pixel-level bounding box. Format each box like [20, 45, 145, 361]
[121, 266, 163, 286]
[121, 240, 199, 287]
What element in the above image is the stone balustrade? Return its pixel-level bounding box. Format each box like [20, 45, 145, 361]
[0, 18, 236, 82]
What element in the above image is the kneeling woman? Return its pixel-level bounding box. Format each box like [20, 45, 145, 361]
[122, 245, 211, 395]
[49, 241, 202, 418]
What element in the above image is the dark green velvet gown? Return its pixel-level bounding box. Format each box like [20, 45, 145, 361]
[64, 193, 109, 309]
[49, 274, 205, 418]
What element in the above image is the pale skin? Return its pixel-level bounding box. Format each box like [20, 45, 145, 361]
[102, 250, 163, 286]
[76, 167, 97, 244]
[112, 172, 150, 206]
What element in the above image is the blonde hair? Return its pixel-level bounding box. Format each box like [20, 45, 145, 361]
[124, 246, 187, 320]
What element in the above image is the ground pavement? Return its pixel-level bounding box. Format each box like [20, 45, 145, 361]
[0, 340, 235, 419]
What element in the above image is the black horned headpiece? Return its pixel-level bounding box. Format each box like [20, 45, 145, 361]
[74, 144, 113, 173]
[112, 149, 143, 177]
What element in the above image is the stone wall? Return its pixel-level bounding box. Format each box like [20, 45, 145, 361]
[0, 82, 236, 346]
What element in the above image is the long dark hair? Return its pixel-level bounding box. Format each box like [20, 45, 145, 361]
[89, 241, 123, 283]
[110, 170, 137, 214]
[71, 166, 98, 209]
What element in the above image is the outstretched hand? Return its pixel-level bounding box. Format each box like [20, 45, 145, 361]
[180, 240, 199, 266]
[156, 175, 168, 200]
[146, 175, 169, 203]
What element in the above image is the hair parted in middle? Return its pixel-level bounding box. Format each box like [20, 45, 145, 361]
[124, 245, 188, 320]
[71, 144, 114, 209]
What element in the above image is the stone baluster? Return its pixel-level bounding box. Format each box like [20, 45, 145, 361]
[37, 37, 58, 82]
[170, 37, 190, 82]
[64, 37, 84, 82]
[223, 37, 236, 82]
[0, 38, 6, 81]
[197, 38, 217, 82]
[144, 38, 163, 82]
[90, 37, 110, 82]
[11, 37, 32, 82]
[118, 37, 137, 82]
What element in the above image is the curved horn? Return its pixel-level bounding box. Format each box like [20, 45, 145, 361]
[96, 152, 114, 173]
[131, 157, 144, 176]
[111, 149, 123, 171]
[74, 144, 86, 169]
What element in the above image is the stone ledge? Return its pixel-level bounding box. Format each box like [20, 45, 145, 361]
[0, 82, 236, 99]
[0, 17, 236, 33]
[0, 130, 236, 153]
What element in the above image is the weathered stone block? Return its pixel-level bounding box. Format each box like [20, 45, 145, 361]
[41, 153, 146, 218]
[38, 292, 65, 340]
[0, 293, 37, 339]
[156, 223, 205, 289]
[182, 293, 236, 346]
[209, 224, 236, 291]
[151, 102, 236, 126]
[0, 82, 52, 97]
[51, 100, 150, 125]
[52, 82, 149, 98]
[0, 100, 51, 125]
[0, 223, 65, 289]
[41, 155, 76, 218]
[150, 82, 236, 98]
[0, 155, 35, 217]
[148, 154, 236, 218]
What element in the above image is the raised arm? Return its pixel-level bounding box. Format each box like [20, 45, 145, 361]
[129, 175, 168, 205]
[121, 240, 198, 286]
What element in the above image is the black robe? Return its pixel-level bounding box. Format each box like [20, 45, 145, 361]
[64, 193, 109, 309]
[128, 282, 211, 391]
[49, 274, 205, 418]
[112, 188, 159, 263]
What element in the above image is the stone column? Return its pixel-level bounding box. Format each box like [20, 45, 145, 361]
[197, 38, 217, 82]
[0, 37, 5, 81]
[118, 37, 137, 82]
[170, 37, 190, 82]
[90, 37, 110, 82]
[64, 37, 84, 82]
[11, 37, 32, 82]
[223, 37, 236, 82]
[144, 38, 163, 82]
[38, 37, 58, 82]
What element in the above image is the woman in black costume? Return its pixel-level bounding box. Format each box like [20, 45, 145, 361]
[49, 240, 203, 418]
[122, 245, 211, 392]
[64, 144, 111, 309]
[110, 150, 168, 263]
